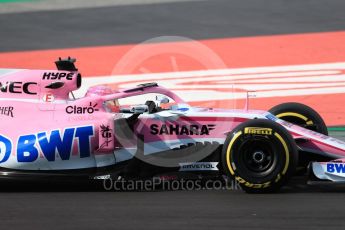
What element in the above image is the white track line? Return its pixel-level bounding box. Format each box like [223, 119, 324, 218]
[77, 62, 345, 101]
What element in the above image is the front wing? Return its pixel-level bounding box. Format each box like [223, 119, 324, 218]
[311, 159, 345, 182]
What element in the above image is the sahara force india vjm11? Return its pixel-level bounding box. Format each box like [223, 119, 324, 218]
[0, 57, 344, 193]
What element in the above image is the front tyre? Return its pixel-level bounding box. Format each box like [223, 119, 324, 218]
[222, 119, 298, 193]
[269, 102, 328, 135]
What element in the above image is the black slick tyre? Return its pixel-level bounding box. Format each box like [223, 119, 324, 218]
[222, 119, 298, 193]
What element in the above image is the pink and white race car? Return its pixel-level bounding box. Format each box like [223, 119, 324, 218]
[0, 57, 344, 193]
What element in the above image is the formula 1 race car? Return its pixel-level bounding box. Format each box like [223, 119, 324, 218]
[0, 57, 344, 193]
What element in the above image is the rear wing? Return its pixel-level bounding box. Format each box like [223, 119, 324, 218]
[0, 57, 82, 101]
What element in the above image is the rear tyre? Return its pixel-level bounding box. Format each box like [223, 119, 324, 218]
[222, 119, 298, 193]
[269, 102, 328, 135]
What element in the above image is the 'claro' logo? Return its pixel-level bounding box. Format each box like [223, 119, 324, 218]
[65, 102, 99, 114]
[0, 126, 94, 163]
[244, 127, 273, 135]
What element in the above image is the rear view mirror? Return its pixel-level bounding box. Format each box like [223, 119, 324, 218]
[155, 95, 170, 104]
[130, 104, 148, 114]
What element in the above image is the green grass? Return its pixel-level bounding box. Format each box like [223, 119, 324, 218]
[328, 127, 345, 132]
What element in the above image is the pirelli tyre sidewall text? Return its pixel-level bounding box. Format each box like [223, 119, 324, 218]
[222, 119, 298, 193]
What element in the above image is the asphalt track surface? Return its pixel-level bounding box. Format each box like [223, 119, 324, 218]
[1, 178, 345, 230]
[2, 0, 345, 51]
[1, 1, 345, 230]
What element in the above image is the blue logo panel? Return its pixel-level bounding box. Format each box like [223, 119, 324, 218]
[0, 125, 94, 163]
